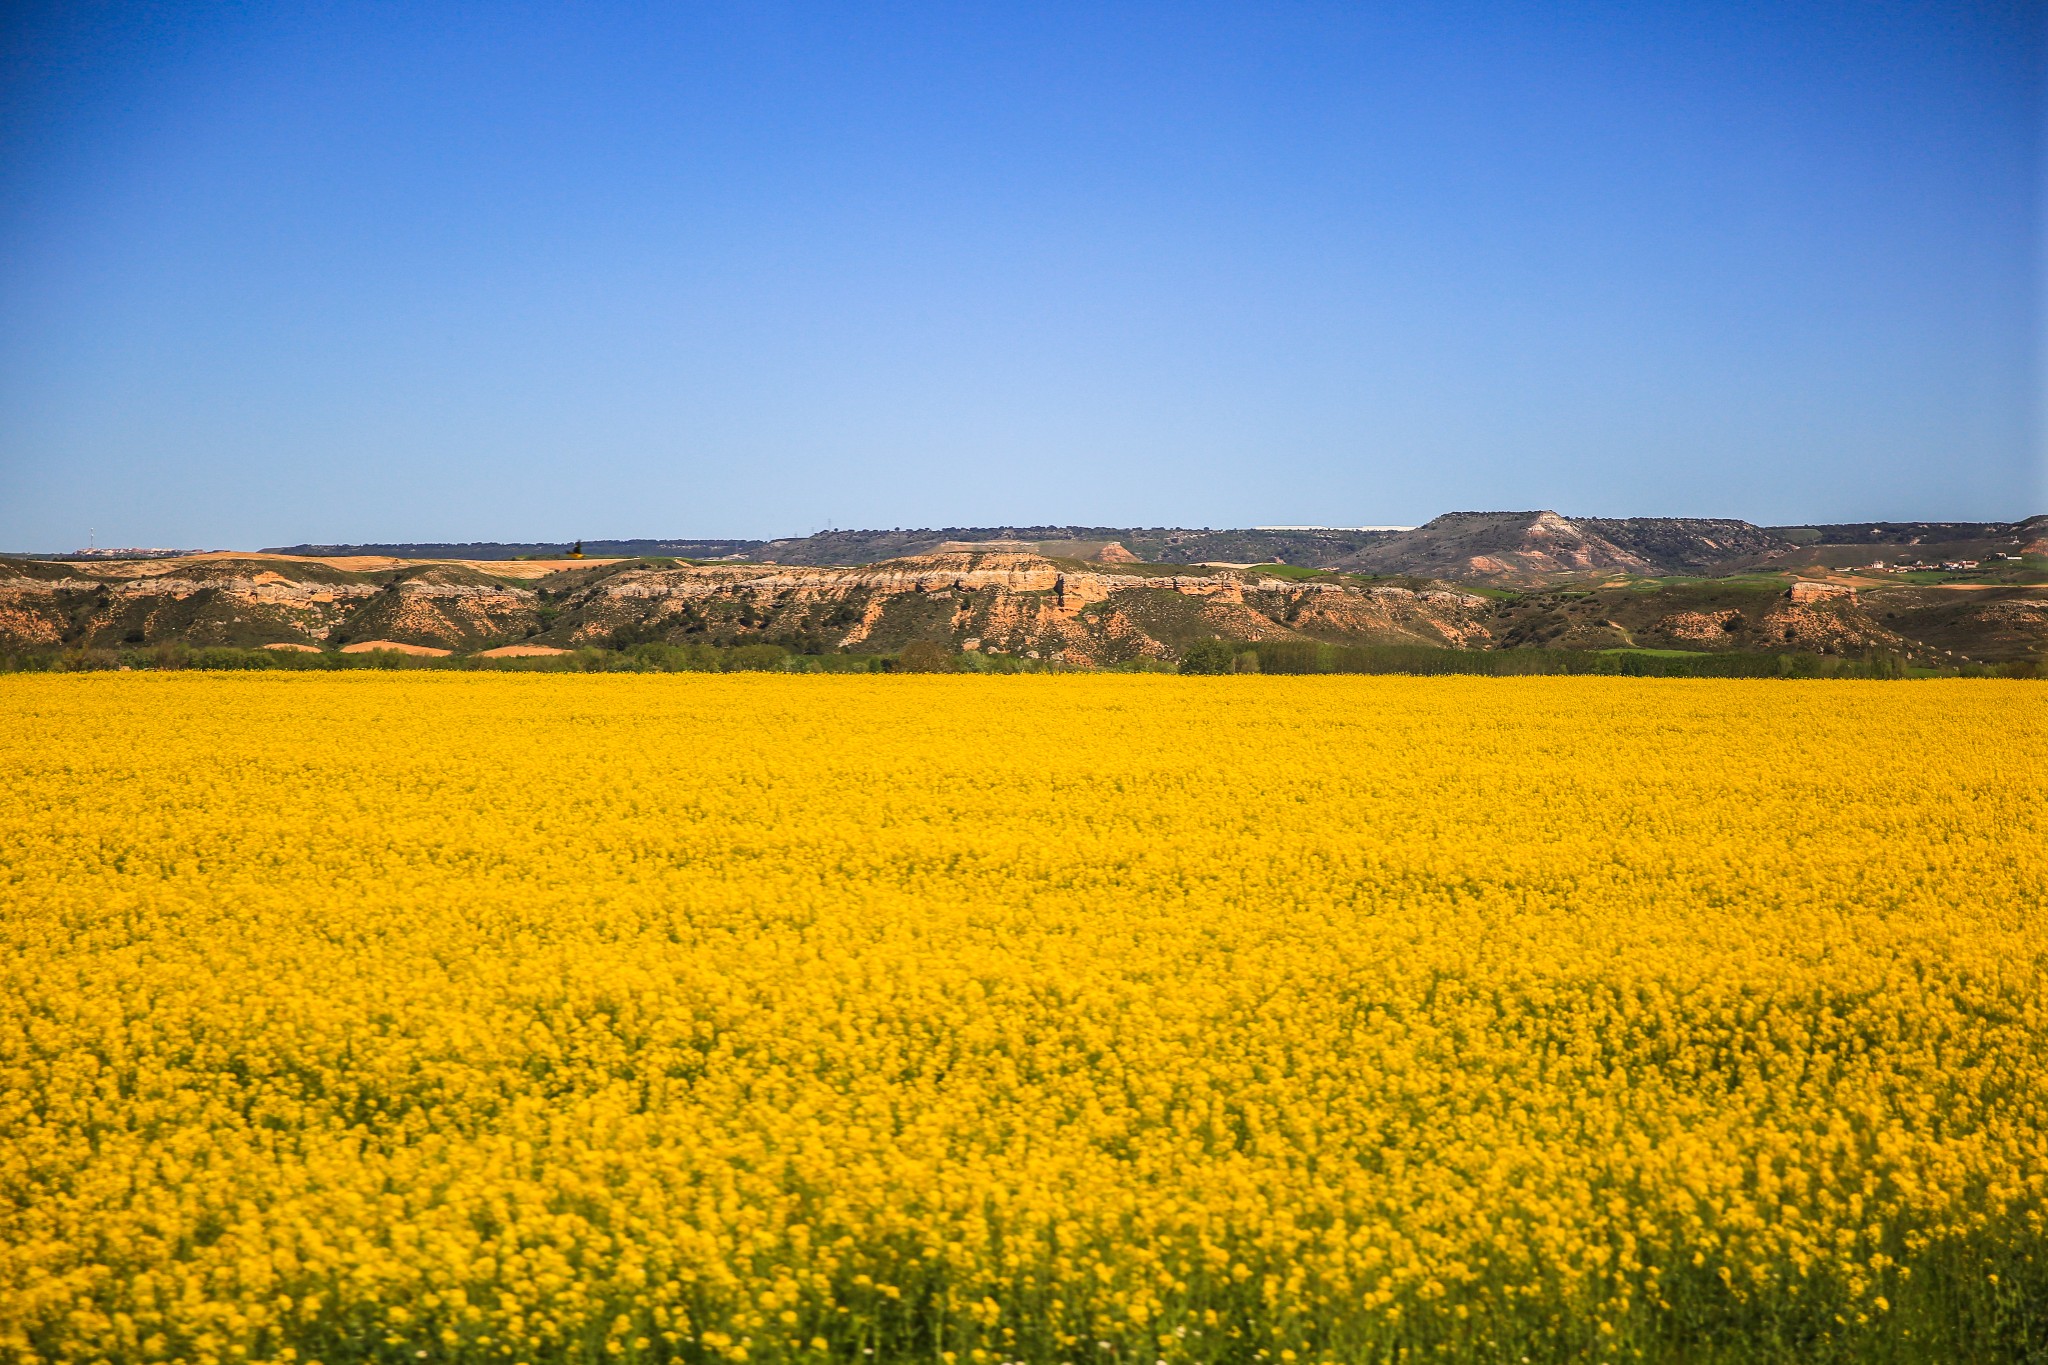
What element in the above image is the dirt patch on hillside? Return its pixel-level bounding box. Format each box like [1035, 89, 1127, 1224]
[455, 559, 622, 578]
[340, 640, 451, 656]
[0, 607, 61, 645]
[477, 644, 571, 657]
[1656, 610, 1745, 642]
[186, 551, 414, 572]
[1760, 606, 1889, 653]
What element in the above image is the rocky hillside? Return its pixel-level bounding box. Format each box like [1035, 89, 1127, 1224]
[0, 552, 1495, 668]
[1574, 517, 1790, 571]
[5, 547, 2042, 667]
[1334, 512, 1656, 581]
[572, 553, 1497, 664]
[1328, 511, 1819, 582]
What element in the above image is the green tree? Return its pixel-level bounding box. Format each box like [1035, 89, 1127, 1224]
[1178, 639, 1236, 675]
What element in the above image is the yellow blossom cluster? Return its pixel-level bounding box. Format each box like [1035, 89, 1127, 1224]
[1, 674, 2044, 1365]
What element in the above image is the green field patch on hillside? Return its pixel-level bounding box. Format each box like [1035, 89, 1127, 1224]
[1095, 561, 1221, 578]
[1626, 573, 1788, 591]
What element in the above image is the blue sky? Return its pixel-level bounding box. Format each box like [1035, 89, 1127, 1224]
[1, 1, 2041, 549]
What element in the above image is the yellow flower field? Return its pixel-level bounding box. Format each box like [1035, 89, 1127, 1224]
[2, 674, 2044, 1365]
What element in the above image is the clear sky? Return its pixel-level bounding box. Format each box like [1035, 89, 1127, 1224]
[1, 1, 2042, 550]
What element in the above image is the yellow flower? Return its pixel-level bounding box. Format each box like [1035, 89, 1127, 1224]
[0, 673, 2039, 1361]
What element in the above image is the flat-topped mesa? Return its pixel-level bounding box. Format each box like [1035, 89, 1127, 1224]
[855, 551, 1071, 591]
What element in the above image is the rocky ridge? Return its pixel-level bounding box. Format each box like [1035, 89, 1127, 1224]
[570, 553, 1494, 665]
[0, 551, 1494, 666]
[5, 531, 2042, 665]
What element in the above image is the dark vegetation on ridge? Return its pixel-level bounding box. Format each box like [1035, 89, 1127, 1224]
[255, 512, 2048, 578]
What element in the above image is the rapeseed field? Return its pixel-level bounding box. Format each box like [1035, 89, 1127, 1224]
[2, 674, 2043, 1365]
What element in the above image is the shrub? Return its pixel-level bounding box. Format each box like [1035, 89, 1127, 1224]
[895, 641, 953, 673]
[724, 643, 790, 672]
[189, 647, 279, 671]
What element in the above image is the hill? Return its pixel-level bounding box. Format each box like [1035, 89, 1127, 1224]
[1761, 517, 2048, 569]
[1336, 512, 1658, 581]
[1575, 517, 1791, 571]
[6, 545, 2041, 668]
[279, 513, 2035, 581]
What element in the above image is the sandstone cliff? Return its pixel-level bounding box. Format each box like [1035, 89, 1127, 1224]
[566, 553, 1492, 665]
